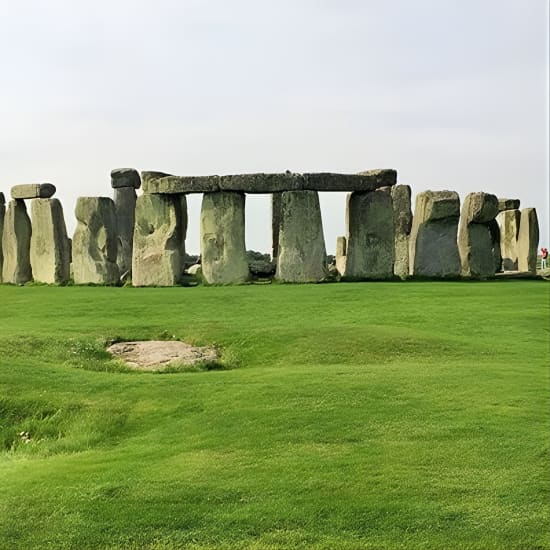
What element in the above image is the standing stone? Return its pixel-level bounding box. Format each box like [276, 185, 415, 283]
[391, 185, 412, 279]
[344, 190, 394, 280]
[488, 219, 502, 273]
[497, 209, 521, 271]
[0, 193, 5, 282]
[132, 194, 184, 286]
[517, 208, 539, 273]
[200, 192, 249, 284]
[73, 197, 119, 284]
[276, 190, 327, 283]
[409, 191, 461, 278]
[458, 192, 499, 278]
[178, 194, 189, 277]
[30, 199, 70, 284]
[335, 236, 347, 275]
[271, 193, 282, 263]
[2, 200, 32, 284]
[113, 187, 137, 277]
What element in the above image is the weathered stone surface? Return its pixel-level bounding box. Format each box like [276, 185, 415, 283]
[11, 183, 56, 200]
[187, 264, 202, 276]
[496, 209, 521, 271]
[335, 236, 347, 275]
[201, 192, 249, 284]
[142, 169, 397, 194]
[276, 191, 327, 282]
[30, 199, 70, 284]
[177, 194, 189, 278]
[458, 192, 499, 278]
[0, 195, 5, 282]
[344, 191, 394, 280]
[0, 192, 5, 206]
[132, 194, 185, 286]
[488, 219, 502, 273]
[114, 187, 137, 276]
[271, 193, 282, 262]
[2, 200, 32, 283]
[391, 185, 412, 279]
[517, 208, 539, 273]
[73, 197, 119, 284]
[498, 198, 520, 212]
[409, 191, 461, 278]
[111, 168, 141, 189]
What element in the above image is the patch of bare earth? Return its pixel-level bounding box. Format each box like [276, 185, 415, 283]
[107, 341, 219, 371]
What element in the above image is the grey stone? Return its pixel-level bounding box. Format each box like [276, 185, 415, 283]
[72, 197, 119, 284]
[2, 200, 32, 284]
[409, 191, 461, 278]
[141, 169, 397, 194]
[30, 199, 71, 284]
[496, 209, 521, 271]
[458, 192, 499, 278]
[517, 208, 539, 273]
[0, 192, 5, 205]
[335, 236, 346, 275]
[111, 168, 141, 189]
[343, 190, 394, 280]
[276, 190, 327, 282]
[488, 219, 502, 273]
[271, 193, 282, 262]
[391, 185, 412, 279]
[187, 264, 202, 276]
[178, 194, 189, 278]
[498, 198, 520, 212]
[114, 187, 137, 276]
[11, 183, 56, 200]
[132, 194, 185, 286]
[200, 192, 249, 284]
[0, 197, 4, 282]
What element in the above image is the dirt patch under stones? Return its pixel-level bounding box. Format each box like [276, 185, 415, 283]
[107, 341, 219, 371]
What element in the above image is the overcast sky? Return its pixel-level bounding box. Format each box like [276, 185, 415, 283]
[0, 0, 548, 254]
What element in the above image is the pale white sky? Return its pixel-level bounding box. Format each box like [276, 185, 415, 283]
[0, 0, 548, 253]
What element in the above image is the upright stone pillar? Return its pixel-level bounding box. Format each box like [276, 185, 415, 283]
[2, 200, 32, 284]
[344, 190, 394, 280]
[200, 192, 249, 284]
[391, 185, 412, 279]
[271, 193, 282, 263]
[0, 193, 5, 282]
[517, 208, 539, 273]
[488, 219, 502, 273]
[132, 194, 185, 286]
[73, 197, 119, 284]
[458, 192, 499, 278]
[276, 190, 327, 283]
[496, 199, 521, 271]
[112, 168, 140, 277]
[335, 236, 347, 275]
[30, 199, 71, 284]
[409, 191, 461, 278]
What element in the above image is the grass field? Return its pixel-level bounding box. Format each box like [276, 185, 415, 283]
[0, 281, 548, 549]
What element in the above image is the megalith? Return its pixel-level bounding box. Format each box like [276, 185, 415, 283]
[112, 168, 140, 277]
[391, 185, 412, 279]
[200, 191, 249, 284]
[2, 200, 33, 284]
[276, 190, 327, 283]
[409, 191, 461, 278]
[335, 236, 347, 275]
[343, 190, 394, 280]
[458, 192, 499, 278]
[72, 197, 119, 284]
[496, 209, 521, 271]
[132, 194, 185, 286]
[0, 192, 5, 282]
[517, 208, 539, 273]
[11, 183, 56, 200]
[271, 193, 282, 263]
[30, 199, 70, 284]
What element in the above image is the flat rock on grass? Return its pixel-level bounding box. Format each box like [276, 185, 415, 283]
[107, 341, 219, 370]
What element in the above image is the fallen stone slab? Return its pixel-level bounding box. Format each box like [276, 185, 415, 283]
[111, 168, 141, 189]
[141, 169, 397, 194]
[11, 183, 56, 200]
[2, 200, 33, 283]
[517, 208, 539, 273]
[498, 198, 520, 212]
[30, 199, 71, 284]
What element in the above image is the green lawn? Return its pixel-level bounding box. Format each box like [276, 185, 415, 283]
[0, 281, 548, 549]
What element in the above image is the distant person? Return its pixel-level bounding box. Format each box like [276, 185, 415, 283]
[541, 247, 548, 270]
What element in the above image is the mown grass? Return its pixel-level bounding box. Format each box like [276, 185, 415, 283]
[0, 281, 548, 549]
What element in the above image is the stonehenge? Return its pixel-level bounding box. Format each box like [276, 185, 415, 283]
[409, 191, 461, 278]
[0, 168, 544, 286]
[458, 192, 499, 278]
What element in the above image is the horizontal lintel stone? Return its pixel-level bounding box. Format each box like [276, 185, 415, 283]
[141, 169, 397, 194]
[11, 183, 56, 200]
[111, 168, 141, 189]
